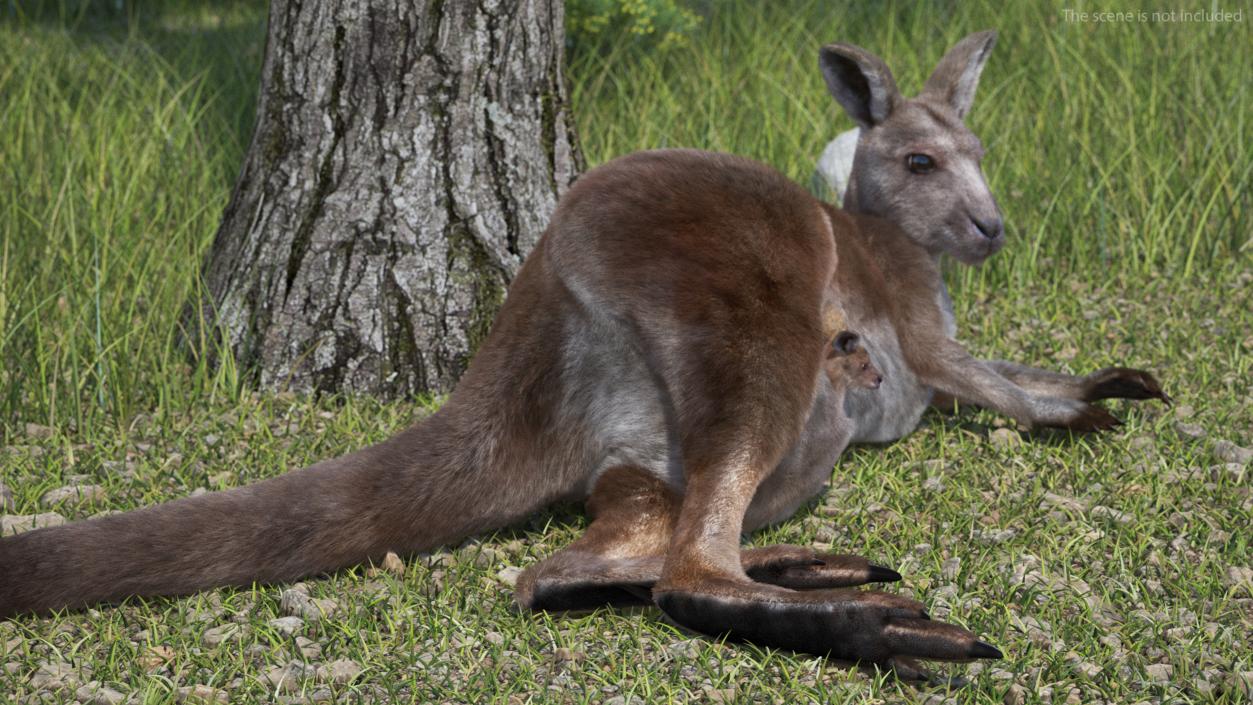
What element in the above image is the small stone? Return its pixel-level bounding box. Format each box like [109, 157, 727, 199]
[941, 557, 961, 581]
[41, 484, 106, 507]
[202, 624, 244, 647]
[175, 685, 229, 704]
[496, 566, 522, 587]
[23, 422, 54, 439]
[1073, 661, 1102, 678]
[367, 551, 405, 577]
[0, 482, 13, 511]
[1174, 404, 1195, 420]
[29, 659, 79, 690]
[281, 588, 338, 618]
[485, 631, 505, 647]
[295, 636, 322, 660]
[319, 658, 362, 685]
[1042, 492, 1087, 512]
[989, 428, 1022, 448]
[1090, 505, 1133, 525]
[268, 617, 304, 636]
[1175, 422, 1206, 441]
[706, 688, 736, 703]
[139, 645, 175, 670]
[553, 647, 585, 663]
[1, 512, 66, 536]
[1225, 566, 1253, 589]
[264, 662, 312, 693]
[1227, 671, 1253, 696]
[923, 476, 945, 492]
[1214, 440, 1253, 465]
[1003, 683, 1026, 705]
[75, 682, 125, 705]
[1145, 663, 1173, 682]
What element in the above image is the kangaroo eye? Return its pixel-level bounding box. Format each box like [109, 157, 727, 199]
[906, 154, 935, 174]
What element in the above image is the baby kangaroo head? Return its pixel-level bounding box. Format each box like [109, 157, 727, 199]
[828, 331, 883, 390]
[820, 30, 1004, 265]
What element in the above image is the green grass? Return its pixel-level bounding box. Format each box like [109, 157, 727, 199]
[1, 0, 1251, 703]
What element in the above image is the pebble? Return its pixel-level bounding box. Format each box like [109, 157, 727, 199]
[295, 636, 322, 660]
[1003, 683, 1025, 705]
[1175, 422, 1206, 440]
[941, 556, 961, 580]
[0, 482, 12, 511]
[1073, 660, 1102, 678]
[75, 682, 125, 705]
[1042, 491, 1087, 512]
[1, 512, 66, 536]
[319, 658, 362, 685]
[1225, 566, 1253, 589]
[1214, 440, 1253, 465]
[923, 476, 945, 492]
[554, 647, 586, 663]
[496, 566, 522, 587]
[1090, 505, 1132, 525]
[485, 631, 505, 646]
[139, 645, 175, 670]
[280, 588, 338, 618]
[989, 428, 1022, 448]
[1145, 663, 1173, 682]
[175, 685, 229, 704]
[29, 660, 79, 690]
[202, 624, 245, 647]
[264, 662, 313, 692]
[41, 484, 106, 507]
[367, 550, 405, 577]
[268, 616, 304, 636]
[23, 422, 54, 439]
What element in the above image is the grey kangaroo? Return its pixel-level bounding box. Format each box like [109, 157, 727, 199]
[0, 31, 1167, 673]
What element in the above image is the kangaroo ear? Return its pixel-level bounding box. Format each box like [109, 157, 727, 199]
[921, 30, 997, 119]
[833, 331, 861, 356]
[819, 43, 899, 129]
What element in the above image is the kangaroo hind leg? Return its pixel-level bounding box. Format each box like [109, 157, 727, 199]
[515, 466, 677, 612]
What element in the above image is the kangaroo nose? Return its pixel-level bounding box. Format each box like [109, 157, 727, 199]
[973, 216, 1003, 240]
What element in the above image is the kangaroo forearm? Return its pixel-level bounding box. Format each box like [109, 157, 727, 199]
[983, 360, 1086, 399]
[911, 344, 1038, 423]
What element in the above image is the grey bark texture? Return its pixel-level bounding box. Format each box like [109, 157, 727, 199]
[195, 0, 581, 397]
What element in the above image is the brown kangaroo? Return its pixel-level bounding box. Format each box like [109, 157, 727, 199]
[0, 31, 1168, 671]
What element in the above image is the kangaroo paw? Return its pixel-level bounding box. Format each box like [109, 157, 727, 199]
[1083, 367, 1171, 405]
[1044, 400, 1122, 432]
[742, 545, 901, 589]
[515, 552, 661, 612]
[654, 578, 1002, 664]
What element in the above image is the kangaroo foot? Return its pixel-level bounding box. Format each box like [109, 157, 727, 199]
[654, 577, 1002, 664]
[515, 551, 661, 612]
[741, 545, 901, 589]
[1083, 367, 1171, 405]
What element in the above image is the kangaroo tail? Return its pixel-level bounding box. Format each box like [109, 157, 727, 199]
[0, 410, 512, 618]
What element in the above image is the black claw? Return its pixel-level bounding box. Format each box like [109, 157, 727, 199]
[968, 640, 1003, 660]
[867, 564, 902, 583]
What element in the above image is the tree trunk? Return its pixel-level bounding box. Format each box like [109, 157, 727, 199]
[193, 0, 580, 397]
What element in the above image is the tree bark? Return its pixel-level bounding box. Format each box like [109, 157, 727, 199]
[193, 0, 580, 397]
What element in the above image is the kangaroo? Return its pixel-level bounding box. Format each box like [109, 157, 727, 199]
[1, 31, 1168, 672]
[826, 331, 884, 391]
